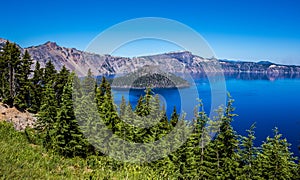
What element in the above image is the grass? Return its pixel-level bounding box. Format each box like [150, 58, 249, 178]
[0, 122, 167, 180]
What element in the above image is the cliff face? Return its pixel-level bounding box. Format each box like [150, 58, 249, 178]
[1, 38, 300, 76]
[219, 60, 300, 74]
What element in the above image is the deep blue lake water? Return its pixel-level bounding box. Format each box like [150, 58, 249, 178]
[109, 73, 300, 157]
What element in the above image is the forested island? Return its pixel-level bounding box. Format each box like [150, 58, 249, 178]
[0, 41, 300, 179]
[109, 65, 190, 89]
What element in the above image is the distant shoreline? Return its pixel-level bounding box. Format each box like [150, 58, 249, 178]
[110, 84, 190, 90]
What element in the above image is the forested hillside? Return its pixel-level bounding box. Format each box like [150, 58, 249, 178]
[109, 65, 190, 89]
[0, 41, 299, 179]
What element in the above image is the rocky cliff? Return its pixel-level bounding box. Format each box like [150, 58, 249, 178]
[1, 38, 300, 76]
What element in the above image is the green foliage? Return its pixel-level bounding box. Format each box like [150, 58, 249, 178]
[54, 65, 70, 106]
[238, 123, 259, 179]
[35, 81, 58, 149]
[29, 61, 44, 113]
[110, 65, 190, 88]
[0, 122, 167, 179]
[213, 96, 240, 178]
[43, 60, 57, 85]
[0, 41, 22, 107]
[53, 73, 89, 157]
[0, 53, 299, 179]
[170, 106, 179, 127]
[14, 50, 33, 110]
[255, 128, 298, 179]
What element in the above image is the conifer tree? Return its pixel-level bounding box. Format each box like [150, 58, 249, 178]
[170, 106, 179, 127]
[29, 61, 44, 113]
[35, 81, 58, 149]
[73, 74, 97, 155]
[95, 77, 121, 134]
[54, 73, 88, 157]
[214, 97, 240, 178]
[81, 68, 96, 96]
[54, 65, 70, 105]
[135, 88, 152, 117]
[0, 42, 9, 102]
[255, 128, 298, 179]
[96, 76, 107, 106]
[119, 96, 127, 118]
[238, 123, 258, 179]
[43, 60, 57, 86]
[118, 102, 135, 141]
[0, 41, 21, 107]
[135, 95, 146, 116]
[14, 50, 33, 110]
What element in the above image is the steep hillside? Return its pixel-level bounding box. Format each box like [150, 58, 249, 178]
[1, 38, 300, 76]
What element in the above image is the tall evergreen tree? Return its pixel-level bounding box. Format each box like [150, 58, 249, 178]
[96, 76, 107, 106]
[238, 123, 258, 179]
[29, 61, 44, 113]
[35, 81, 58, 149]
[81, 68, 96, 96]
[170, 106, 179, 127]
[54, 65, 70, 105]
[14, 50, 33, 110]
[0, 42, 9, 102]
[119, 96, 127, 118]
[0, 41, 21, 107]
[43, 60, 57, 86]
[54, 73, 88, 157]
[214, 97, 240, 178]
[255, 127, 298, 179]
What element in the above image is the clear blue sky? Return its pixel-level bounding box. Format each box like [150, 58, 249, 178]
[1, 0, 300, 64]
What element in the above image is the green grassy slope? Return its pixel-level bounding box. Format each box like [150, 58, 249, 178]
[0, 122, 167, 180]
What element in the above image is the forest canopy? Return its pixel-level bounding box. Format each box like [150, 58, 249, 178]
[0, 41, 299, 179]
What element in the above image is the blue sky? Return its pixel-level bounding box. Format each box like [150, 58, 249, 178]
[1, 0, 300, 64]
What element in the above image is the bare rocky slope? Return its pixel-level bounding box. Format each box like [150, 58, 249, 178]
[0, 103, 36, 131]
[1, 38, 300, 76]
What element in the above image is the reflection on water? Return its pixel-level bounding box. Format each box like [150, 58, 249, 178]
[186, 72, 300, 81]
[224, 72, 300, 81]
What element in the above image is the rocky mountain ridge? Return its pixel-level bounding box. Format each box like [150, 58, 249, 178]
[1, 38, 300, 76]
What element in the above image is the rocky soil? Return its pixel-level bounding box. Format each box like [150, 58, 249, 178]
[0, 103, 37, 131]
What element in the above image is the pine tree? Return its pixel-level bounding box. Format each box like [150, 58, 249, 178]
[95, 77, 121, 133]
[35, 81, 58, 149]
[238, 123, 258, 179]
[43, 60, 57, 86]
[119, 96, 127, 118]
[198, 97, 240, 179]
[29, 61, 44, 113]
[0, 42, 8, 102]
[95, 76, 107, 106]
[54, 65, 70, 105]
[214, 96, 240, 178]
[81, 68, 96, 97]
[0, 41, 21, 107]
[73, 74, 97, 155]
[170, 106, 179, 127]
[255, 127, 298, 179]
[54, 73, 88, 157]
[135, 88, 152, 117]
[135, 95, 145, 116]
[14, 50, 33, 110]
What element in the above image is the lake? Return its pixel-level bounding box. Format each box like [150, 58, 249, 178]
[109, 73, 300, 157]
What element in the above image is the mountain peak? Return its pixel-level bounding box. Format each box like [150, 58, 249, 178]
[0, 38, 10, 46]
[0, 38, 8, 43]
[43, 41, 58, 48]
[257, 61, 273, 65]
